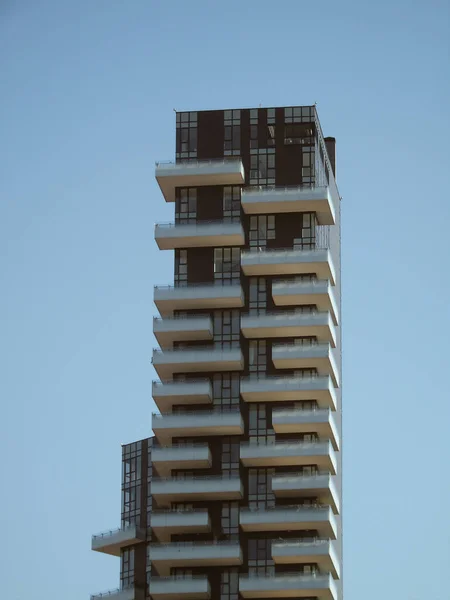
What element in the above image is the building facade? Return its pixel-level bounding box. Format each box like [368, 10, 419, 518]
[91, 105, 342, 600]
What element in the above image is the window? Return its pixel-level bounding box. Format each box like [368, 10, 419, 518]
[224, 110, 240, 156]
[249, 404, 274, 443]
[120, 548, 134, 589]
[249, 277, 267, 314]
[214, 248, 240, 284]
[175, 250, 188, 286]
[221, 568, 239, 600]
[223, 186, 241, 222]
[249, 149, 275, 185]
[214, 310, 240, 348]
[249, 340, 267, 377]
[284, 106, 314, 123]
[249, 215, 275, 249]
[284, 123, 314, 146]
[175, 188, 197, 223]
[248, 537, 274, 575]
[302, 145, 315, 185]
[122, 442, 142, 528]
[293, 212, 317, 250]
[176, 112, 197, 160]
[222, 440, 239, 476]
[213, 373, 240, 408]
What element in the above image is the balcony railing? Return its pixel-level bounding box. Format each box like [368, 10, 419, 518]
[155, 157, 242, 168]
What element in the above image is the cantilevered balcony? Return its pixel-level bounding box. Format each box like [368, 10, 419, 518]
[155, 158, 245, 203]
[272, 279, 339, 325]
[150, 509, 211, 542]
[272, 408, 339, 450]
[91, 524, 146, 556]
[239, 572, 337, 600]
[151, 475, 243, 506]
[272, 538, 340, 580]
[239, 440, 337, 474]
[152, 346, 244, 379]
[151, 444, 212, 475]
[241, 185, 335, 225]
[153, 316, 213, 346]
[150, 576, 211, 600]
[240, 375, 337, 410]
[152, 409, 244, 442]
[91, 588, 136, 600]
[155, 221, 245, 250]
[239, 505, 337, 539]
[152, 379, 212, 413]
[241, 248, 335, 284]
[272, 343, 339, 387]
[154, 284, 244, 317]
[149, 541, 242, 575]
[241, 311, 336, 346]
[272, 472, 340, 515]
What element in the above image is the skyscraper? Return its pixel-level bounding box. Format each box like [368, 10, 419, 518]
[91, 105, 342, 600]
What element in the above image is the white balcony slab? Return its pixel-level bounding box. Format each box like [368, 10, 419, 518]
[155, 159, 245, 203]
[155, 221, 245, 249]
[272, 279, 339, 325]
[150, 510, 211, 541]
[152, 379, 212, 412]
[272, 343, 339, 387]
[241, 186, 335, 225]
[239, 505, 337, 538]
[149, 542, 242, 574]
[272, 473, 340, 515]
[151, 445, 211, 475]
[153, 316, 213, 346]
[154, 284, 244, 317]
[151, 476, 243, 506]
[152, 347, 244, 379]
[240, 376, 337, 410]
[272, 408, 339, 450]
[240, 441, 337, 473]
[150, 576, 211, 600]
[241, 312, 336, 346]
[272, 539, 340, 580]
[239, 573, 337, 600]
[241, 248, 335, 284]
[91, 524, 145, 556]
[152, 410, 244, 442]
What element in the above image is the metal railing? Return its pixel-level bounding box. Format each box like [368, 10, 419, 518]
[272, 407, 330, 416]
[152, 473, 241, 483]
[272, 470, 330, 479]
[153, 314, 212, 323]
[91, 589, 125, 600]
[239, 571, 328, 580]
[151, 575, 209, 582]
[152, 377, 211, 386]
[240, 439, 326, 449]
[150, 507, 208, 515]
[243, 183, 327, 195]
[272, 341, 330, 350]
[242, 308, 328, 319]
[154, 281, 242, 290]
[156, 157, 242, 167]
[91, 524, 138, 541]
[241, 503, 329, 512]
[272, 537, 330, 546]
[150, 539, 241, 548]
[152, 345, 242, 355]
[155, 220, 243, 228]
[241, 373, 322, 382]
[153, 407, 240, 418]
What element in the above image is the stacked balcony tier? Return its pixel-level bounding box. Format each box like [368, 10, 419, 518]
[272, 407, 339, 450]
[151, 475, 243, 506]
[154, 284, 244, 317]
[239, 505, 337, 538]
[150, 576, 211, 600]
[272, 278, 339, 325]
[152, 346, 244, 379]
[91, 524, 146, 556]
[152, 409, 244, 442]
[240, 440, 337, 473]
[241, 185, 335, 225]
[155, 221, 245, 249]
[150, 509, 211, 542]
[149, 541, 242, 575]
[239, 572, 337, 600]
[152, 379, 213, 412]
[155, 158, 245, 203]
[272, 472, 340, 514]
[240, 375, 337, 409]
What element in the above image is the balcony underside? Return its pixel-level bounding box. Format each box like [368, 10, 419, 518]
[91, 525, 146, 557]
[272, 540, 340, 579]
[155, 222, 245, 250]
[272, 343, 339, 387]
[241, 313, 336, 347]
[152, 412, 244, 442]
[240, 376, 337, 410]
[154, 285, 244, 317]
[150, 577, 211, 600]
[150, 510, 211, 542]
[153, 317, 213, 346]
[239, 506, 337, 538]
[240, 442, 337, 474]
[272, 279, 339, 325]
[272, 409, 339, 450]
[241, 249, 335, 284]
[239, 574, 337, 600]
[151, 478, 244, 506]
[152, 348, 244, 379]
[272, 474, 340, 515]
[151, 446, 212, 475]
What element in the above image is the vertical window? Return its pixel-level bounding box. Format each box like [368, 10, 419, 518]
[214, 310, 240, 348]
[302, 145, 315, 185]
[221, 568, 239, 600]
[249, 277, 267, 314]
[213, 373, 240, 408]
[176, 112, 197, 160]
[121, 442, 142, 528]
[249, 149, 275, 185]
[250, 109, 258, 149]
[249, 215, 275, 249]
[214, 248, 240, 285]
[222, 439, 240, 476]
[120, 548, 135, 589]
[249, 404, 275, 443]
[175, 250, 188, 286]
[175, 188, 197, 223]
[248, 538, 274, 575]
[223, 186, 241, 222]
[249, 340, 267, 377]
[224, 110, 241, 156]
[293, 213, 317, 250]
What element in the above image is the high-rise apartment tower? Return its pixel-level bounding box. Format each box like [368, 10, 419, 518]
[91, 105, 342, 600]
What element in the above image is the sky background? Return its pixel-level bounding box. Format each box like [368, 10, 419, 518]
[1, 1, 450, 598]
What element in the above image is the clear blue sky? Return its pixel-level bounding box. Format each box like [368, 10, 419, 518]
[1, 1, 449, 598]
